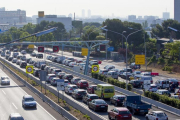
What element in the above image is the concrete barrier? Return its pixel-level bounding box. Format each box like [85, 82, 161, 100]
[0, 58, 106, 120]
[0, 60, 78, 120]
[46, 61, 180, 116]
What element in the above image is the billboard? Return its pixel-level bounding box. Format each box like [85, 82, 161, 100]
[38, 11, 44, 18]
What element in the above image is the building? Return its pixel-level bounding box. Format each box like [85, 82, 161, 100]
[128, 15, 136, 21]
[0, 9, 26, 24]
[163, 12, 170, 20]
[82, 9, 85, 18]
[0, 7, 5, 11]
[37, 15, 72, 31]
[88, 9, 91, 18]
[68, 13, 73, 18]
[137, 16, 143, 20]
[174, 0, 180, 22]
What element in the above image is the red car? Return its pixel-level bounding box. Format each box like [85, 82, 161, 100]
[108, 107, 132, 120]
[77, 80, 89, 89]
[87, 85, 97, 94]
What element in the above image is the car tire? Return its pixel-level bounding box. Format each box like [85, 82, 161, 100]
[93, 107, 96, 112]
[110, 100, 112, 104]
[108, 114, 112, 120]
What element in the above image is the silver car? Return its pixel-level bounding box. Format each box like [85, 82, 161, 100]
[22, 95, 36, 108]
[1, 76, 10, 85]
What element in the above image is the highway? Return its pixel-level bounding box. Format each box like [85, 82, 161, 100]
[0, 67, 65, 120]
[1, 52, 179, 120]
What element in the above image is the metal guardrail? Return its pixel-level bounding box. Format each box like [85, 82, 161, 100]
[46, 61, 180, 117]
[0, 59, 78, 120]
[0, 58, 106, 120]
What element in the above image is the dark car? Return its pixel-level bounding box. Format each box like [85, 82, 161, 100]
[31, 52, 36, 57]
[129, 80, 141, 88]
[17, 55, 22, 59]
[82, 94, 99, 105]
[5, 55, 10, 59]
[123, 68, 133, 73]
[72, 89, 87, 99]
[29, 60, 35, 64]
[167, 78, 179, 87]
[88, 99, 108, 112]
[33, 68, 41, 77]
[110, 95, 126, 106]
[36, 54, 43, 58]
[13, 49, 18, 52]
[26, 58, 32, 63]
[40, 64, 46, 70]
[63, 74, 73, 82]
[8, 56, 13, 61]
[20, 62, 27, 68]
[87, 85, 97, 94]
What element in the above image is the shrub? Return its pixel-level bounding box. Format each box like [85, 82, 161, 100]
[157, 57, 165, 65]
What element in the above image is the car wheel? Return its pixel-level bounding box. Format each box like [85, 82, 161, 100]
[108, 114, 112, 120]
[132, 109, 136, 115]
[115, 102, 118, 106]
[93, 107, 96, 112]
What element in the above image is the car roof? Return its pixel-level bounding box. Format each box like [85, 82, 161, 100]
[94, 99, 105, 101]
[24, 95, 33, 98]
[115, 95, 126, 97]
[150, 84, 156, 86]
[79, 80, 87, 82]
[10, 113, 22, 117]
[98, 84, 113, 87]
[90, 85, 97, 87]
[48, 74, 56, 76]
[153, 111, 164, 113]
[116, 107, 129, 111]
[158, 89, 168, 91]
[88, 94, 98, 96]
[76, 89, 86, 91]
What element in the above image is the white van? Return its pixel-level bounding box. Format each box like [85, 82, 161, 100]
[137, 76, 153, 85]
[37, 60, 46, 68]
[106, 71, 118, 79]
[155, 79, 170, 89]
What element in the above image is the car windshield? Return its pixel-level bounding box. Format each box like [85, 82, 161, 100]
[64, 81, 69, 83]
[11, 117, 24, 120]
[151, 86, 157, 88]
[157, 113, 166, 117]
[119, 111, 130, 114]
[118, 97, 125, 100]
[25, 98, 34, 101]
[55, 70, 61, 72]
[72, 86, 78, 89]
[96, 100, 106, 104]
[104, 89, 114, 93]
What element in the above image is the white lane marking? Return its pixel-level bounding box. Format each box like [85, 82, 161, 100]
[12, 103, 18, 109]
[11, 77, 56, 120]
[2, 90, 6, 95]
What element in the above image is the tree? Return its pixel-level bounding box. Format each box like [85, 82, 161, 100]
[96, 35, 105, 40]
[142, 21, 148, 29]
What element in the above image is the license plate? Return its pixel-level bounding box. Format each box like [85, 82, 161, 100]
[140, 110, 144, 112]
[29, 104, 33, 106]
[101, 106, 105, 108]
[123, 116, 128, 117]
[83, 84, 86, 85]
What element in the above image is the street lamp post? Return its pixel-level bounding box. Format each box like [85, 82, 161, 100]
[102, 28, 143, 89]
[122, 31, 126, 48]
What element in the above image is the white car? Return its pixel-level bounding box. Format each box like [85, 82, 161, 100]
[12, 58, 17, 63]
[46, 55, 52, 60]
[145, 111, 168, 120]
[0, 76, 10, 85]
[148, 84, 158, 92]
[69, 62, 77, 67]
[64, 80, 70, 87]
[171, 95, 179, 99]
[65, 84, 78, 94]
[141, 72, 151, 76]
[21, 50, 26, 54]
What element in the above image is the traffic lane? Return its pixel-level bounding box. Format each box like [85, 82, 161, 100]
[0, 69, 56, 120]
[3, 56, 180, 120]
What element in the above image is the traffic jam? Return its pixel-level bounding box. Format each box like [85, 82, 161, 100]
[1, 47, 179, 120]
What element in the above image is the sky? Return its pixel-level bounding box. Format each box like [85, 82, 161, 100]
[0, 0, 174, 18]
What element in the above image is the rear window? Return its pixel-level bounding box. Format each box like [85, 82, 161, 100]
[118, 97, 125, 100]
[151, 86, 157, 88]
[78, 91, 86, 94]
[50, 75, 56, 77]
[96, 100, 106, 104]
[55, 70, 61, 72]
[90, 96, 99, 99]
[157, 113, 166, 117]
[104, 89, 114, 93]
[82, 81, 87, 84]
[11, 117, 24, 120]
[68, 75, 73, 78]
[119, 111, 130, 114]
[65, 81, 69, 83]
[72, 86, 78, 89]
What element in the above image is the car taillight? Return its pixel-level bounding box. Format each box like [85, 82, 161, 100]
[156, 118, 158, 120]
[118, 115, 122, 118]
[151, 81, 153, 84]
[117, 99, 120, 101]
[136, 109, 139, 111]
[68, 83, 70, 84]
[102, 72, 104, 74]
[96, 105, 99, 107]
[89, 99, 92, 101]
[78, 94, 80, 96]
[70, 88, 73, 90]
[148, 109, 150, 110]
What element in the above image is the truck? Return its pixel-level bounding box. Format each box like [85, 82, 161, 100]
[123, 96, 151, 115]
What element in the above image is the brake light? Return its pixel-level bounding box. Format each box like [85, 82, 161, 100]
[70, 88, 73, 90]
[151, 81, 153, 84]
[136, 109, 139, 111]
[89, 99, 92, 101]
[77, 94, 80, 96]
[117, 99, 120, 101]
[96, 105, 99, 107]
[118, 115, 122, 118]
[148, 109, 150, 110]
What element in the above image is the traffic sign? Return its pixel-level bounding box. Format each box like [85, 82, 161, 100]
[57, 79, 64, 91]
[53, 46, 59, 52]
[107, 47, 114, 51]
[135, 55, 145, 65]
[81, 48, 88, 56]
[28, 44, 34, 49]
[92, 65, 99, 73]
[26, 66, 33, 74]
[38, 46, 44, 52]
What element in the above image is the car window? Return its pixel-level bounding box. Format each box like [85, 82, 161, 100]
[119, 111, 130, 114]
[157, 113, 166, 117]
[96, 100, 106, 104]
[104, 89, 114, 93]
[25, 98, 34, 101]
[90, 96, 98, 99]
